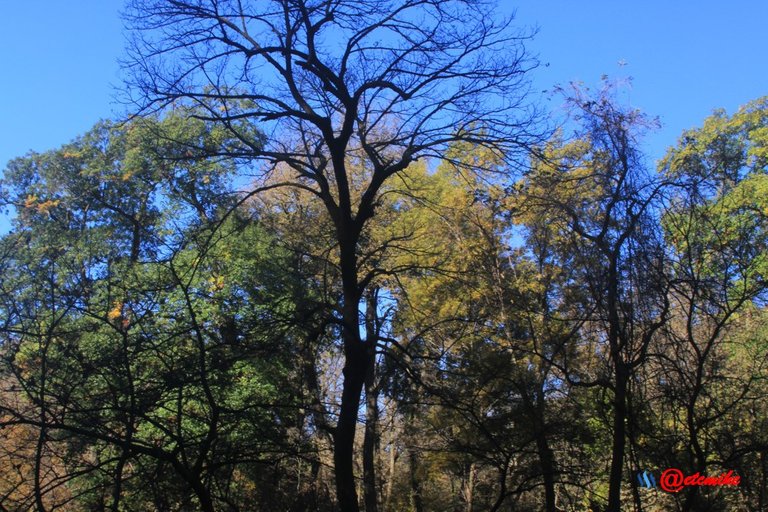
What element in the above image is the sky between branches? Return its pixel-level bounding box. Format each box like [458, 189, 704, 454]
[1, 0, 766, 231]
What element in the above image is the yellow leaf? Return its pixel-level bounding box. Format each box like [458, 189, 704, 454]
[108, 302, 123, 321]
[36, 199, 60, 214]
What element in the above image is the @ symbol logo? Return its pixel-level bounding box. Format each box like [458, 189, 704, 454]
[660, 469, 685, 492]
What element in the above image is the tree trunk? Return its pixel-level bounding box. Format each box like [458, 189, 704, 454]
[335, 339, 367, 512]
[176, 469, 216, 512]
[626, 394, 643, 512]
[606, 363, 628, 512]
[681, 388, 706, 512]
[760, 451, 767, 512]
[333, 220, 369, 512]
[363, 288, 382, 512]
[521, 385, 557, 512]
[488, 459, 509, 512]
[383, 419, 397, 512]
[301, 325, 334, 508]
[463, 462, 477, 512]
[605, 251, 627, 512]
[111, 454, 128, 512]
[363, 362, 379, 512]
[534, 417, 557, 512]
[409, 450, 424, 512]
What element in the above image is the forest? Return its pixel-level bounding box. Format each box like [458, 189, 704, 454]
[0, 1, 766, 511]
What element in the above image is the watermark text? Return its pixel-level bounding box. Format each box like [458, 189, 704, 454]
[659, 469, 740, 493]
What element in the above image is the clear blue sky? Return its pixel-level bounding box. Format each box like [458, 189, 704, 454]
[1, 1, 766, 230]
[1, 1, 124, 171]
[514, 0, 768, 163]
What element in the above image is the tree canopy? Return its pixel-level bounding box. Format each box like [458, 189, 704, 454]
[0, 2, 767, 511]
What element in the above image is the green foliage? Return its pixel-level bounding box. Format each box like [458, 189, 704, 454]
[2, 90, 768, 511]
[0, 114, 315, 511]
[662, 99, 768, 301]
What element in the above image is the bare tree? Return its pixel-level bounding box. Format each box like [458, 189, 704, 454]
[123, 1, 538, 509]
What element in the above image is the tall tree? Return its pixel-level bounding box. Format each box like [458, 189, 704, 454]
[518, 83, 670, 512]
[123, 1, 539, 509]
[653, 97, 768, 511]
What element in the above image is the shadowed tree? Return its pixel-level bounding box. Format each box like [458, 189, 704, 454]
[652, 97, 768, 512]
[123, 1, 540, 509]
[518, 82, 671, 512]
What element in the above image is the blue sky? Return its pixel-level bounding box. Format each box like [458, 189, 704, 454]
[1, 1, 766, 230]
[515, 0, 768, 162]
[1, 1, 124, 171]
